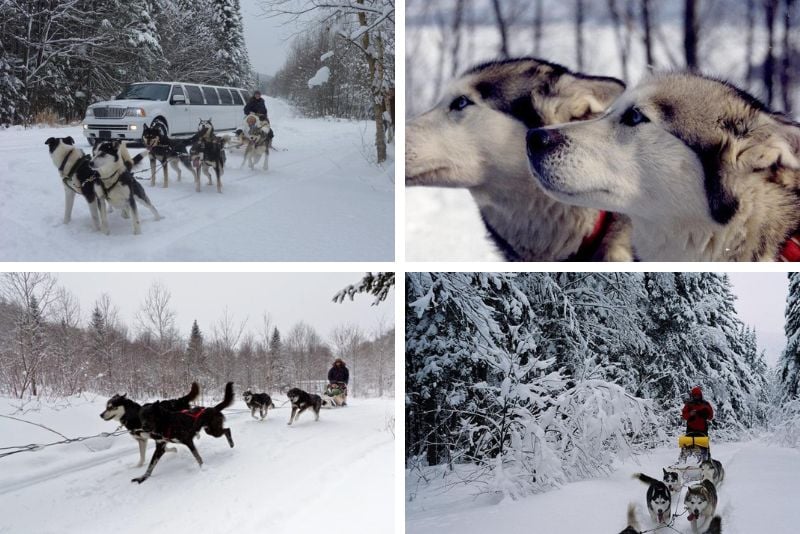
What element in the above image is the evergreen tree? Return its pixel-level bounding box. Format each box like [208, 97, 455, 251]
[779, 272, 800, 400]
[210, 0, 253, 87]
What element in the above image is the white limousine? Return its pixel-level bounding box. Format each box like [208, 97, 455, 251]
[82, 82, 251, 145]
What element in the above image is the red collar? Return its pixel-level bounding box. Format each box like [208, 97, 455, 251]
[778, 234, 800, 261]
[571, 210, 610, 261]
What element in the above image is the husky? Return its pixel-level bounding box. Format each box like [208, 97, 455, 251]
[189, 137, 226, 193]
[286, 387, 322, 425]
[526, 71, 800, 261]
[141, 123, 195, 188]
[700, 457, 725, 487]
[197, 118, 216, 142]
[684, 479, 718, 533]
[241, 120, 274, 171]
[704, 516, 722, 534]
[662, 466, 682, 496]
[45, 136, 102, 230]
[132, 382, 235, 484]
[617, 503, 641, 534]
[406, 57, 632, 261]
[323, 382, 347, 407]
[99, 382, 199, 467]
[633, 472, 671, 524]
[242, 389, 276, 420]
[90, 140, 162, 234]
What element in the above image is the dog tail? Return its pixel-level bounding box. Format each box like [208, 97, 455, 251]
[632, 472, 660, 486]
[704, 516, 721, 534]
[180, 381, 200, 404]
[214, 382, 234, 412]
[270, 399, 276, 409]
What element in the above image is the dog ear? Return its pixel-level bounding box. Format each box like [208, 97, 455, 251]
[729, 114, 800, 186]
[44, 137, 55, 146]
[560, 75, 626, 122]
[63, 136, 75, 145]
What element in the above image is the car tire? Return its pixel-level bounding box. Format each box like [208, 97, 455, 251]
[151, 118, 168, 138]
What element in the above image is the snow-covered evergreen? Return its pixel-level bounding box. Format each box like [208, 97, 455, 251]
[778, 272, 800, 400]
[406, 272, 772, 497]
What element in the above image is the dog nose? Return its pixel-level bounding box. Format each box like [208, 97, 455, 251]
[526, 128, 563, 154]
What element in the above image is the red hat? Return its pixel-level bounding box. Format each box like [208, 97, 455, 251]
[691, 386, 702, 398]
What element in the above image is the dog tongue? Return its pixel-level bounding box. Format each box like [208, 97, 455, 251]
[688, 513, 696, 521]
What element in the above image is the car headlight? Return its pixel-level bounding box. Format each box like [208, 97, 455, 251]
[83, 124, 88, 129]
[125, 107, 146, 117]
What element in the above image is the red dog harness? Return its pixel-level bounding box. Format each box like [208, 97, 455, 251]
[162, 408, 206, 440]
[778, 234, 800, 261]
[571, 210, 611, 261]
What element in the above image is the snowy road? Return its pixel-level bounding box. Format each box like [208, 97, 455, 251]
[406, 441, 799, 533]
[0, 97, 394, 261]
[0, 395, 394, 534]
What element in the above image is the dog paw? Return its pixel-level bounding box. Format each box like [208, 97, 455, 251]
[131, 477, 146, 484]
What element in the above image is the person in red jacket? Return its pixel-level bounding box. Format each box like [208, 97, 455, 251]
[682, 386, 714, 435]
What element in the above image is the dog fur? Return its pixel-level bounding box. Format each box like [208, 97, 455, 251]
[662, 466, 682, 496]
[99, 382, 199, 467]
[286, 387, 321, 425]
[46, 136, 102, 230]
[617, 503, 641, 534]
[526, 72, 800, 261]
[241, 119, 274, 171]
[242, 389, 276, 420]
[684, 479, 718, 533]
[406, 57, 632, 261]
[132, 382, 235, 484]
[141, 123, 195, 188]
[189, 137, 226, 193]
[700, 457, 725, 487]
[633, 472, 671, 524]
[90, 140, 162, 234]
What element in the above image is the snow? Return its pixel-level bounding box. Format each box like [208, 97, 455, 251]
[0, 394, 394, 534]
[0, 97, 393, 261]
[320, 51, 334, 61]
[308, 66, 331, 88]
[407, 441, 798, 534]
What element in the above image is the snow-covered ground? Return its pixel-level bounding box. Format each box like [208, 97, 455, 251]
[405, 21, 777, 261]
[0, 394, 394, 534]
[0, 97, 394, 261]
[407, 440, 798, 533]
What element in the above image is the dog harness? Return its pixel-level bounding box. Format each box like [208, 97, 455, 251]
[778, 234, 800, 261]
[161, 408, 206, 440]
[571, 210, 612, 261]
[58, 150, 93, 193]
[97, 169, 123, 195]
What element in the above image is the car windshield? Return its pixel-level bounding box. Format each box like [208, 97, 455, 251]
[116, 83, 170, 101]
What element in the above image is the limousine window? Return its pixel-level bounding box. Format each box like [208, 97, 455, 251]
[239, 89, 250, 104]
[171, 84, 185, 103]
[219, 88, 234, 105]
[231, 90, 245, 106]
[202, 86, 220, 105]
[185, 84, 204, 105]
[116, 83, 171, 101]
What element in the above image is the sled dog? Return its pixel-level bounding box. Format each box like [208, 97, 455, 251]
[241, 120, 274, 171]
[189, 137, 226, 193]
[526, 72, 800, 261]
[633, 472, 671, 524]
[141, 123, 195, 188]
[617, 502, 641, 534]
[90, 140, 162, 234]
[46, 136, 102, 230]
[684, 479, 718, 533]
[662, 466, 682, 496]
[700, 457, 725, 487]
[323, 382, 347, 407]
[99, 382, 199, 467]
[132, 382, 235, 484]
[704, 516, 722, 534]
[406, 57, 632, 261]
[286, 387, 322, 425]
[242, 389, 276, 420]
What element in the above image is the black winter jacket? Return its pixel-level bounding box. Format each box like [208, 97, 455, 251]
[244, 97, 268, 119]
[328, 365, 349, 385]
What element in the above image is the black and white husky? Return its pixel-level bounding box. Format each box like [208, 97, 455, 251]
[46, 136, 102, 230]
[241, 120, 274, 171]
[700, 457, 725, 487]
[189, 137, 226, 193]
[685, 479, 718, 533]
[286, 387, 321, 426]
[90, 140, 162, 234]
[633, 472, 671, 524]
[662, 466, 682, 496]
[242, 389, 276, 420]
[99, 382, 199, 467]
[141, 123, 195, 188]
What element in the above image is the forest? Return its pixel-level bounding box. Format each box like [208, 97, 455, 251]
[0, 0, 252, 125]
[406, 272, 797, 498]
[0, 273, 394, 402]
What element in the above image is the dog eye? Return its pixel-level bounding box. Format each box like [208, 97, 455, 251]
[620, 106, 650, 126]
[449, 95, 473, 112]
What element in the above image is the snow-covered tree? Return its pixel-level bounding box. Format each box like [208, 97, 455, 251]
[210, 0, 253, 87]
[779, 272, 800, 400]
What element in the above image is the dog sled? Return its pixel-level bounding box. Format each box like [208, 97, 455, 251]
[322, 383, 347, 407]
[667, 432, 710, 484]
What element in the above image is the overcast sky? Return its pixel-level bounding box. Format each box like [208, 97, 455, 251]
[728, 272, 789, 367]
[54, 272, 394, 341]
[241, 0, 294, 76]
